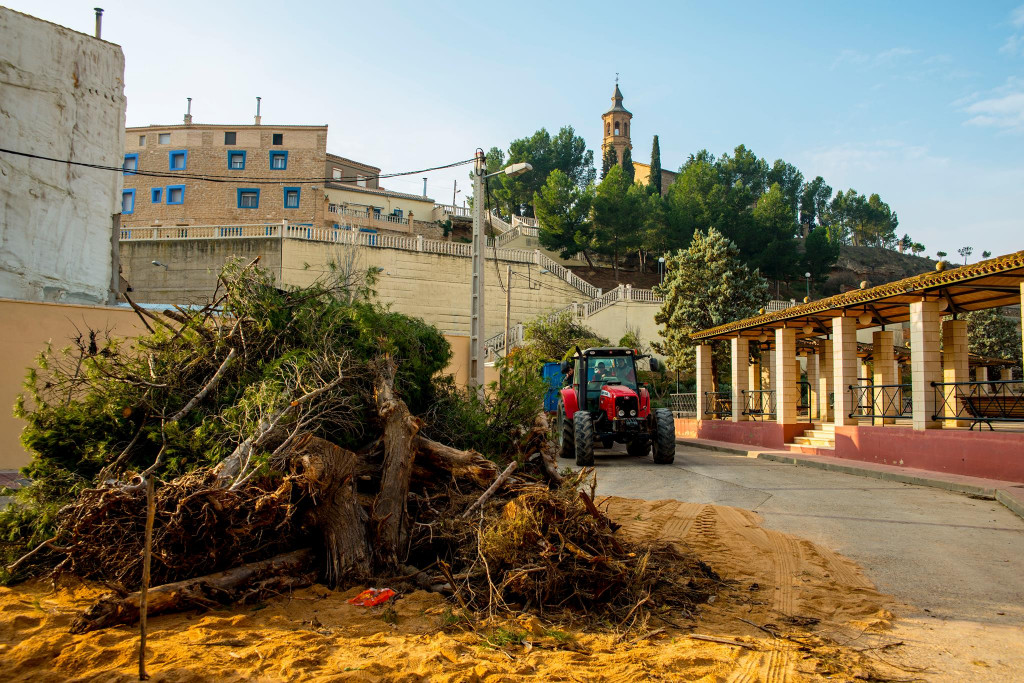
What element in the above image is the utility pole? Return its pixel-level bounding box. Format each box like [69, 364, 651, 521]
[470, 150, 486, 392]
[504, 265, 513, 372]
[452, 179, 458, 208]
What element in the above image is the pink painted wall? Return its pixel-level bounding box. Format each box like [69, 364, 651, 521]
[834, 425, 1024, 483]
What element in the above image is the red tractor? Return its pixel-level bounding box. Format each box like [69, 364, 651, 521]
[556, 347, 675, 466]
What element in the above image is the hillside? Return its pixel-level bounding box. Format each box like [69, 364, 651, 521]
[821, 246, 935, 295]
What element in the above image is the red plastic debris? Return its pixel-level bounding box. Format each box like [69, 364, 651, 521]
[347, 588, 397, 607]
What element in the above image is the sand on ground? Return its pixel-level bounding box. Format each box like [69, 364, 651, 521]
[0, 498, 911, 682]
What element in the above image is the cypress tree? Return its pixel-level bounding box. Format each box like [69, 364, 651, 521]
[649, 135, 662, 194]
[601, 146, 618, 180]
[622, 147, 635, 184]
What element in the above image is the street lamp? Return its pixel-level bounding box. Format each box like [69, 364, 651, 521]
[151, 260, 169, 270]
[470, 151, 532, 391]
[804, 271, 811, 300]
[658, 256, 666, 284]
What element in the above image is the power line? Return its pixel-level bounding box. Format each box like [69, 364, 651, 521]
[0, 147, 474, 186]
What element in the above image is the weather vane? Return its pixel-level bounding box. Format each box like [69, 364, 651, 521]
[615, 72, 619, 84]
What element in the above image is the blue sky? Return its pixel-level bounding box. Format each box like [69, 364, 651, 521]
[10, 1, 1024, 257]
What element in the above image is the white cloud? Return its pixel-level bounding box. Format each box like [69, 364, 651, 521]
[1000, 5, 1024, 54]
[961, 77, 1024, 132]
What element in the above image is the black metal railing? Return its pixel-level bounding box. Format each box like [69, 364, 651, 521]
[742, 389, 776, 420]
[798, 381, 812, 415]
[671, 392, 697, 417]
[703, 391, 732, 418]
[931, 380, 1024, 430]
[848, 383, 912, 419]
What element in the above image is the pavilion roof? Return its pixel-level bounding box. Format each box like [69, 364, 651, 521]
[692, 250, 1024, 341]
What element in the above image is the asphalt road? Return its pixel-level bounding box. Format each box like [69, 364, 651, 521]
[572, 443, 1024, 681]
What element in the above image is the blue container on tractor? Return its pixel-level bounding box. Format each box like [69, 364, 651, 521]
[541, 362, 564, 412]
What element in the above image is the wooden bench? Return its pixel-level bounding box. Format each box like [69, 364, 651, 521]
[959, 394, 1024, 430]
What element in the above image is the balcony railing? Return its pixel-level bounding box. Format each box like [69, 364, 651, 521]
[931, 380, 1024, 430]
[671, 392, 697, 417]
[848, 383, 912, 419]
[742, 389, 776, 420]
[703, 391, 732, 418]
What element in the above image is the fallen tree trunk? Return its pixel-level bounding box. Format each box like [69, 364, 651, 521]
[528, 412, 563, 485]
[413, 435, 498, 487]
[289, 434, 370, 586]
[70, 549, 314, 634]
[371, 362, 421, 568]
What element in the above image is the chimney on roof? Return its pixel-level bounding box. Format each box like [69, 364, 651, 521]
[93, 8, 103, 39]
[254, 96, 262, 126]
[422, 177, 427, 197]
[184, 97, 193, 125]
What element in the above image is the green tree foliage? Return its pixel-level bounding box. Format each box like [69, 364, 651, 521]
[601, 146, 618, 180]
[766, 160, 804, 216]
[649, 135, 663, 195]
[593, 165, 642, 278]
[621, 147, 635, 184]
[821, 189, 899, 247]
[484, 127, 595, 218]
[534, 169, 596, 265]
[911, 242, 926, 255]
[652, 228, 769, 379]
[521, 312, 609, 362]
[751, 183, 801, 283]
[803, 226, 841, 282]
[799, 175, 832, 232]
[965, 309, 1022, 368]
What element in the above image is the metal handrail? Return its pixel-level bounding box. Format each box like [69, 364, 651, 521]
[931, 379, 1024, 430]
[671, 393, 697, 417]
[703, 391, 732, 418]
[742, 389, 776, 420]
[848, 383, 912, 419]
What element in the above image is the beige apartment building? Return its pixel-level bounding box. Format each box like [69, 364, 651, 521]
[121, 123, 432, 233]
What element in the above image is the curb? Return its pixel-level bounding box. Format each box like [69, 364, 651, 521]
[676, 438, 1024, 522]
[995, 487, 1024, 520]
[753, 452, 999, 499]
[676, 439, 753, 456]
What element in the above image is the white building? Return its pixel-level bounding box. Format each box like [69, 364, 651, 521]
[0, 8, 126, 304]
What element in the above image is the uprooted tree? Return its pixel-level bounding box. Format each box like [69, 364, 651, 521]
[1, 259, 718, 634]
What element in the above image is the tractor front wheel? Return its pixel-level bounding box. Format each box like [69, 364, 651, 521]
[557, 402, 574, 459]
[574, 411, 595, 467]
[652, 408, 675, 464]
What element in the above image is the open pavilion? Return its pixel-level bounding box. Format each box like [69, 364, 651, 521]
[685, 250, 1024, 482]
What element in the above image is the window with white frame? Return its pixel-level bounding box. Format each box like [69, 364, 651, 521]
[357, 175, 367, 187]
[158, 133, 170, 144]
[332, 168, 342, 180]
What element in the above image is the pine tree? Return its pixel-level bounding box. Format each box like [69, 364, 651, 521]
[649, 135, 662, 195]
[652, 228, 769, 379]
[621, 147, 635, 184]
[601, 146, 618, 180]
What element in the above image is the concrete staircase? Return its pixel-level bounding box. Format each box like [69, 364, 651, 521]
[788, 423, 835, 451]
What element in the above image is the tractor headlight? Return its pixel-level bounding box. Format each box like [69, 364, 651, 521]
[630, 410, 636, 416]
[617, 409, 625, 417]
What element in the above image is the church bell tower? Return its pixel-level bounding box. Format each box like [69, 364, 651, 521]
[601, 81, 632, 166]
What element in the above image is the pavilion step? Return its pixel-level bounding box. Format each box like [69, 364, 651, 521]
[811, 423, 836, 433]
[802, 429, 835, 440]
[791, 435, 835, 448]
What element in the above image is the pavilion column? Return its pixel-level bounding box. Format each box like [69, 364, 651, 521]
[910, 300, 942, 430]
[731, 337, 749, 422]
[818, 339, 833, 422]
[976, 365, 988, 384]
[807, 351, 820, 421]
[1021, 283, 1024, 375]
[696, 344, 714, 420]
[775, 328, 798, 425]
[942, 319, 969, 428]
[859, 359, 870, 384]
[749, 358, 761, 391]
[872, 331, 895, 425]
[765, 345, 776, 399]
[833, 317, 859, 426]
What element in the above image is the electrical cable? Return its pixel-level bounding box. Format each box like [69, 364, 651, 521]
[0, 147, 474, 186]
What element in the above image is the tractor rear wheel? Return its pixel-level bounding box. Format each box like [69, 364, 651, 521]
[626, 438, 650, 458]
[652, 408, 675, 464]
[557, 402, 574, 459]
[574, 412, 595, 467]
